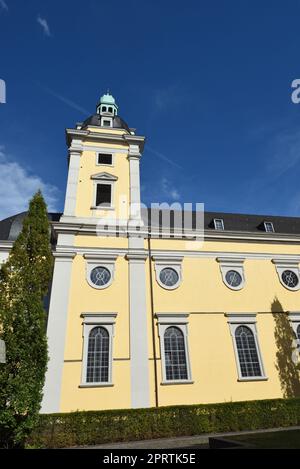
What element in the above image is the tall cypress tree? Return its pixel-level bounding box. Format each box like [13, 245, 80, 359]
[0, 191, 53, 448]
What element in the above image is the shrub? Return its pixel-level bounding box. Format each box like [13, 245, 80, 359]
[27, 397, 300, 448]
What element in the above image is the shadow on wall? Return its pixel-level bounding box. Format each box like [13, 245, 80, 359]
[272, 297, 300, 398]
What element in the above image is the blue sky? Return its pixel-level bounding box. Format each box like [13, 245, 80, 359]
[1, 0, 300, 220]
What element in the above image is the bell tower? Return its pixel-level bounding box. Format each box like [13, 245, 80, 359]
[61, 91, 145, 224]
[42, 92, 150, 414]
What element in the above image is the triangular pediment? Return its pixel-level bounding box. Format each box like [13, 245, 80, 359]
[90, 172, 118, 181]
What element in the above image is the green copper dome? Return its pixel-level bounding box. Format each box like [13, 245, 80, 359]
[100, 93, 116, 105]
[97, 91, 118, 116]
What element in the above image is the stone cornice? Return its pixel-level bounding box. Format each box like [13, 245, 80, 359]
[51, 219, 300, 245]
[66, 128, 145, 152]
[126, 252, 148, 262]
[0, 241, 13, 251]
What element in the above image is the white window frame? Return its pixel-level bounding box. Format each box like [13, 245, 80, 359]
[217, 257, 245, 291]
[156, 313, 193, 385]
[214, 218, 224, 230]
[272, 259, 300, 291]
[288, 312, 300, 359]
[264, 221, 275, 233]
[84, 254, 117, 290]
[90, 172, 118, 210]
[96, 151, 114, 167]
[101, 116, 113, 127]
[94, 181, 114, 209]
[226, 313, 267, 381]
[153, 256, 183, 290]
[80, 313, 117, 387]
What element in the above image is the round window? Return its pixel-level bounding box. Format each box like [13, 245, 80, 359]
[281, 270, 299, 288]
[90, 266, 111, 287]
[225, 270, 242, 288]
[159, 268, 179, 287]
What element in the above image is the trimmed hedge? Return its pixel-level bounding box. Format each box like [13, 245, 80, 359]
[27, 398, 300, 448]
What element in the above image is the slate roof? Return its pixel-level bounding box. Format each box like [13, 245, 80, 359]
[1, 210, 300, 243]
[80, 114, 131, 133]
[0, 212, 62, 242]
[140, 208, 300, 235]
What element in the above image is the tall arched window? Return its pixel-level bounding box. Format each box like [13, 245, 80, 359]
[297, 324, 300, 342]
[86, 326, 109, 383]
[235, 325, 262, 377]
[164, 326, 188, 380]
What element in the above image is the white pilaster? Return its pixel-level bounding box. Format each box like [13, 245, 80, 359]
[128, 144, 142, 223]
[63, 141, 82, 216]
[126, 237, 150, 408]
[41, 252, 75, 414]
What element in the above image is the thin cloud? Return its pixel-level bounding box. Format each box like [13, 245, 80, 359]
[0, 147, 59, 220]
[266, 129, 300, 178]
[146, 145, 183, 170]
[0, 0, 8, 11]
[37, 15, 51, 37]
[36, 82, 90, 116]
[153, 84, 182, 112]
[161, 177, 181, 201]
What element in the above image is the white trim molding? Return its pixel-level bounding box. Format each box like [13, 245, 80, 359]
[217, 257, 245, 291]
[84, 253, 117, 290]
[156, 313, 193, 385]
[288, 311, 300, 340]
[226, 313, 267, 382]
[272, 259, 300, 291]
[90, 172, 118, 181]
[153, 256, 183, 290]
[80, 313, 117, 387]
[41, 252, 76, 413]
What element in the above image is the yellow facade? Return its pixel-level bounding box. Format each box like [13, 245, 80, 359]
[41, 93, 300, 414]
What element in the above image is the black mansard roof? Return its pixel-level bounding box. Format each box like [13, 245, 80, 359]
[80, 114, 131, 133]
[1, 210, 300, 242]
[0, 212, 62, 243]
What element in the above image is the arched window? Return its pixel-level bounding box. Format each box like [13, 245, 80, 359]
[235, 326, 262, 377]
[164, 326, 188, 380]
[86, 326, 109, 383]
[297, 324, 300, 342]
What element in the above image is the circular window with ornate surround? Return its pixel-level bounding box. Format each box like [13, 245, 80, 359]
[281, 270, 299, 289]
[153, 257, 183, 290]
[159, 268, 179, 288]
[225, 270, 242, 288]
[90, 266, 111, 287]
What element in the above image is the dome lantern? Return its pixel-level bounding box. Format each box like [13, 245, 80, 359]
[96, 91, 118, 117]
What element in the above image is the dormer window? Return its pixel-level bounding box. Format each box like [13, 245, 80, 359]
[264, 221, 275, 233]
[214, 218, 224, 230]
[101, 117, 112, 127]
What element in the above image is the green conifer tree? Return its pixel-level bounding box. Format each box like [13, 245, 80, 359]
[0, 191, 53, 448]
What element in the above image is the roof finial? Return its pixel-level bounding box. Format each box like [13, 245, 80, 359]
[107, 87, 110, 94]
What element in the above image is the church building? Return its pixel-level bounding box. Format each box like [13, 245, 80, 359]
[1, 92, 300, 414]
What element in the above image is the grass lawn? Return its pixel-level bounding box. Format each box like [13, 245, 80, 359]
[232, 429, 300, 449]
